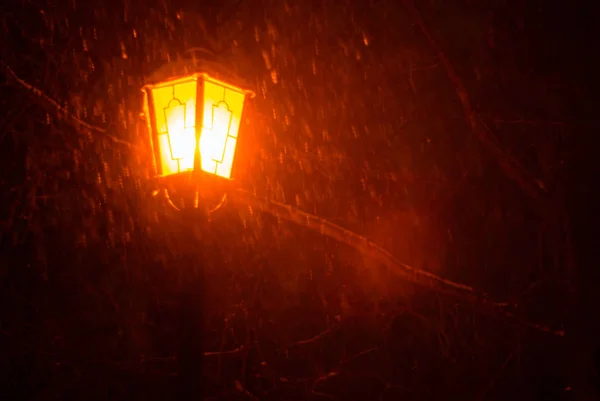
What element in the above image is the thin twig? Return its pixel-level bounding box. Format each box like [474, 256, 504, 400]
[279, 324, 340, 352]
[311, 362, 406, 398]
[402, 0, 544, 199]
[142, 346, 247, 362]
[311, 371, 340, 393]
[1, 61, 135, 149]
[234, 380, 260, 400]
[311, 391, 336, 398]
[204, 346, 245, 357]
[340, 347, 378, 365]
[477, 351, 514, 400]
[492, 118, 567, 127]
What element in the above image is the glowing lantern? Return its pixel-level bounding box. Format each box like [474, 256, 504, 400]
[142, 72, 254, 211]
[143, 73, 254, 179]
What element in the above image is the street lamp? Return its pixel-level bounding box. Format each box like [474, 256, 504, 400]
[141, 65, 255, 401]
[142, 71, 255, 212]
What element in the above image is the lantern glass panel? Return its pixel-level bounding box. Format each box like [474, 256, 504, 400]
[199, 78, 246, 179]
[151, 79, 198, 176]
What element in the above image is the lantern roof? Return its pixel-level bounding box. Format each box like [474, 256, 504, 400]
[143, 56, 255, 98]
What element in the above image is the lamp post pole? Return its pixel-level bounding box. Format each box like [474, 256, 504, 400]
[177, 207, 208, 401]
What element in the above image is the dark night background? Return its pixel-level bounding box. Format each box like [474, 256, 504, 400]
[0, 0, 597, 400]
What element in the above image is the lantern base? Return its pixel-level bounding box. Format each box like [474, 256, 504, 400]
[155, 171, 233, 214]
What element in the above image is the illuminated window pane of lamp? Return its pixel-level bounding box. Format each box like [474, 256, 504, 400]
[200, 79, 245, 178]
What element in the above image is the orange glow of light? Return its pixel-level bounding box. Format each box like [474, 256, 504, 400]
[146, 74, 249, 179]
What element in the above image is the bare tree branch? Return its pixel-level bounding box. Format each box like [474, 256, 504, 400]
[232, 190, 565, 337]
[233, 189, 495, 301]
[402, 0, 545, 199]
[1, 61, 136, 149]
